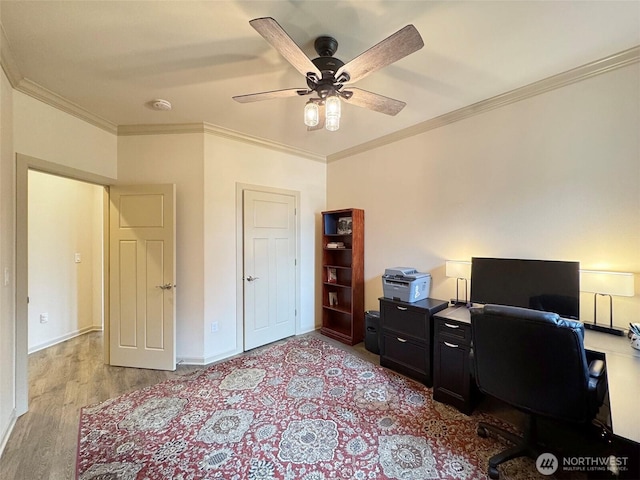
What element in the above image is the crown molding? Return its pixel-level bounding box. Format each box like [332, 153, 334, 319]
[202, 122, 326, 163]
[15, 78, 118, 134]
[327, 45, 640, 163]
[119, 122, 326, 163]
[0, 23, 23, 87]
[118, 123, 206, 136]
[1, 23, 117, 133]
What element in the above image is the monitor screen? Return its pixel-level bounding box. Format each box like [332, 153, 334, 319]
[470, 257, 580, 319]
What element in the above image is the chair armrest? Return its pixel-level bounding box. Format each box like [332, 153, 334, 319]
[587, 359, 607, 407]
[588, 359, 605, 378]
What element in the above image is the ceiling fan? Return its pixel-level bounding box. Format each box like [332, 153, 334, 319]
[232, 17, 424, 131]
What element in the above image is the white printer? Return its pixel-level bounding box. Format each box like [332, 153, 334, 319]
[382, 267, 431, 303]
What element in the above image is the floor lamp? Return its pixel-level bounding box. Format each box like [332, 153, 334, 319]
[580, 270, 635, 336]
[446, 260, 471, 306]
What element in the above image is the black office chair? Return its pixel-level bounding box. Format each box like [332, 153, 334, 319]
[470, 304, 607, 479]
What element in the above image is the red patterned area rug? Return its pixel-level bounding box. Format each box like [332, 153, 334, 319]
[77, 336, 554, 479]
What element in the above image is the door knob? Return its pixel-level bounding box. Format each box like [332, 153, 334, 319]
[244, 275, 259, 282]
[157, 283, 175, 290]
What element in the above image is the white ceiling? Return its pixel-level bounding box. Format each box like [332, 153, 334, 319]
[1, 1, 639, 158]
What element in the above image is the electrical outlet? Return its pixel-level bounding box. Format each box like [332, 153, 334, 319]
[40, 313, 49, 324]
[211, 322, 218, 333]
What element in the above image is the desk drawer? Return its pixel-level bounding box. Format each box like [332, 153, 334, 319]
[434, 318, 471, 344]
[380, 302, 428, 341]
[380, 332, 430, 385]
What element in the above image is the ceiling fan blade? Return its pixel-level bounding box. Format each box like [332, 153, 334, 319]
[250, 17, 322, 78]
[344, 88, 406, 116]
[308, 103, 325, 131]
[233, 88, 309, 103]
[336, 25, 423, 84]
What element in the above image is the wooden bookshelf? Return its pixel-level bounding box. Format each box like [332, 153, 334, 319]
[320, 208, 364, 345]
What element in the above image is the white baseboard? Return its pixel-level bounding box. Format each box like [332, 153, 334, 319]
[0, 409, 17, 458]
[28, 326, 102, 354]
[178, 328, 321, 366]
[297, 325, 320, 335]
[179, 346, 242, 366]
[176, 356, 207, 366]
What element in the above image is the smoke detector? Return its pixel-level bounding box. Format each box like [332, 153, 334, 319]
[148, 99, 172, 111]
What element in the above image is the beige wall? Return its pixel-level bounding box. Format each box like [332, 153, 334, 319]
[117, 133, 205, 361]
[0, 63, 16, 450]
[13, 92, 117, 179]
[27, 171, 103, 352]
[327, 63, 640, 328]
[203, 136, 326, 363]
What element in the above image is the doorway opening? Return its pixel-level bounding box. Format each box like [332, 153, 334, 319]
[16, 154, 114, 415]
[27, 170, 105, 355]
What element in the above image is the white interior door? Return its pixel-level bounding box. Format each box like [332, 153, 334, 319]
[109, 184, 176, 370]
[243, 190, 296, 350]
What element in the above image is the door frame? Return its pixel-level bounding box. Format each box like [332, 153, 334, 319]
[15, 153, 115, 415]
[235, 183, 301, 351]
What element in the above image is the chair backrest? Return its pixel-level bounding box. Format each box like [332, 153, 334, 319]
[471, 304, 592, 423]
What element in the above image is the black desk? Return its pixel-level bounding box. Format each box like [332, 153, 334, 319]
[434, 305, 640, 445]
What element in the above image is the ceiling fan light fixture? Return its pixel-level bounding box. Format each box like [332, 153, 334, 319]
[325, 93, 341, 117]
[325, 113, 340, 132]
[237, 18, 424, 133]
[303, 100, 319, 127]
[325, 92, 341, 131]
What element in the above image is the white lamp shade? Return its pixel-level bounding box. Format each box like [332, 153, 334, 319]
[304, 101, 319, 127]
[325, 114, 340, 131]
[325, 94, 341, 117]
[580, 270, 635, 297]
[445, 260, 471, 279]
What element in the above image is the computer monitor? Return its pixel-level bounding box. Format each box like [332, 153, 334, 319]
[470, 257, 580, 319]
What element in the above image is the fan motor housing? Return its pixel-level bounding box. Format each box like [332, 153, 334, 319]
[312, 35, 344, 76]
[312, 56, 345, 74]
[314, 36, 339, 57]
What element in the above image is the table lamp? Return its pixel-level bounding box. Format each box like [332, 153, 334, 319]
[580, 270, 635, 336]
[446, 260, 471, 306]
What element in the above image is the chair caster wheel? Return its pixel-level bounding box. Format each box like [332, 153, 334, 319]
[488, 466, 500, 479]
[477, 425, 489, 438]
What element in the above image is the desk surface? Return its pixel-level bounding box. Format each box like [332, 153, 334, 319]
[437, 305, 640, 444]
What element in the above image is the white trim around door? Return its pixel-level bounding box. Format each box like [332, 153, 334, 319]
[15, 153, 115, 415]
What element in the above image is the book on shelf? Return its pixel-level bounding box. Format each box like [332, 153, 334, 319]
[326, 242, 345, 249]
[328, 292, 338, 306]
[327, 267, 337, 283]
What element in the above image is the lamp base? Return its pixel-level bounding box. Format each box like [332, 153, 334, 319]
[583, 323, 625, 336]
[449, 299, 471, 308]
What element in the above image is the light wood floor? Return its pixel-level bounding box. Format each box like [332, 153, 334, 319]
[0, 330, 378, 480]
[0, 331, 204, 480]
